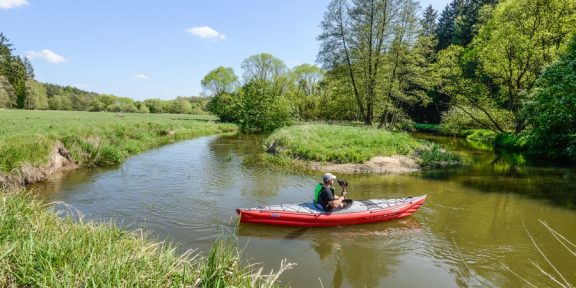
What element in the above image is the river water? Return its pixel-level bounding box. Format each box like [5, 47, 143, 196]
[31, 133, 576, 287]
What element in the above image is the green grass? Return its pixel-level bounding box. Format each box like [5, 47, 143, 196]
[262, 124, 459, 167]
[0, 110, 235, 174]
[0, 193, 291, 287]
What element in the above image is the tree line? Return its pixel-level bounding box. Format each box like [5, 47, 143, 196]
[0, 33, 208, 115]
[204, 0, 575, 159]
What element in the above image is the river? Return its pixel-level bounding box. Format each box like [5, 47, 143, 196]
[31, 133, 576, 287]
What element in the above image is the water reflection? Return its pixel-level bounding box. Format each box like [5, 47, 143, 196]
[415, 133, 576, 209]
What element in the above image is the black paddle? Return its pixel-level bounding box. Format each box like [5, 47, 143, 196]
[337, 179, 352, 207]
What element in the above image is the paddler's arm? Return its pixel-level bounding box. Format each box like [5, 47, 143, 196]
[329, 191, 347, 208]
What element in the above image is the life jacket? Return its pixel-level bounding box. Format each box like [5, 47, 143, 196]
[313, 183, 323, 204]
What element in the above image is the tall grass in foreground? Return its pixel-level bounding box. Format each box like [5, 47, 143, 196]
[502, 220, 575, 288]
[264, 124, 459, 166]
[0, 193, 292, 287]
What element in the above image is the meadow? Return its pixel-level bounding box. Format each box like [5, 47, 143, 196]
[0, 109, 235, 189]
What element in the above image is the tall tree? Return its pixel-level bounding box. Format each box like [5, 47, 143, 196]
[318, 0, 399, 125]
[436, 0, 461, 50]
[240, 53, 289, 93]
[0, 34, 33, 109]
[288, 64, 325, 120]
[475, 0, 576, 132]
[453, 0, 498, 46]
[421, 5, 437, 38]
[200, 66, 238, 97]
[377, 0, 431, 128]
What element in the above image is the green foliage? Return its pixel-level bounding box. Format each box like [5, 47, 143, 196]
[494, 132, 528, 151]
[201, 66, 238, 96]
[439, 105, 514, 134]
[319, 0, 432, 126]
[287, 64, 324, 120]
[465, 129, 497, 145]
[0, 33, 32, 109]
[236, 80, 293, 132]
[206, 93, 240, 122]
[418, 143, 461, 167]
[241, 53, 288, 86]
[0, 193, 287, 287]
[474, 0, 576, 131]
[523, 33, 576, 160]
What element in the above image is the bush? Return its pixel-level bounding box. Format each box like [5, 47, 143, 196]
[208, 80, 294, 132]
[523, 33, 576, 160]
[465, 129, 498, 145]
[495, 133, 528, 151]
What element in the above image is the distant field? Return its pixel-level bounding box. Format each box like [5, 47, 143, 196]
[0, 109, 233, 174]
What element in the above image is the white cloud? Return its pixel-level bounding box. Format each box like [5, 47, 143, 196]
[25, 49, 66, 64]
[0, 0, 29, 9]
[134, 74, 149, 80]
[186, 26, 226, 40]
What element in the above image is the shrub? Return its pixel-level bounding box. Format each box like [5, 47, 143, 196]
[523, 33, 576, 160]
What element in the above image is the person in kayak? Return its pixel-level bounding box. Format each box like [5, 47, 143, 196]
[317, 173, 348, 212]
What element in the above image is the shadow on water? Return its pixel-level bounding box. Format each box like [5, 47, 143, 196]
[414, 133, 576, 209]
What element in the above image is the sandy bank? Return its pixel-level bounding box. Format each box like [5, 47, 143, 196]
[308, 155, 421, 174]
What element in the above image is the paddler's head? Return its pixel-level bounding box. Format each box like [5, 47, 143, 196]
[322, 173, 336, 185]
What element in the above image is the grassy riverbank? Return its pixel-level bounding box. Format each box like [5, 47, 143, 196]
[0, 110, 292, 287]
[252, 124, 459, 170]
[0, 193, 289, 287]
[0, 110, 236, 190]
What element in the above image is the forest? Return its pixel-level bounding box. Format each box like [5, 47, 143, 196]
[2, 0, 575, 160]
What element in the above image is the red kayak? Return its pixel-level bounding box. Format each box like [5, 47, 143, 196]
[236, 195, 427, 227]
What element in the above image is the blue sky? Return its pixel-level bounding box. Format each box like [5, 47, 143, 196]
[1, 0, 450, 100]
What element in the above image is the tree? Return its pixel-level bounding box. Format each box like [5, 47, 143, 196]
[200, 66, 238, 96]
[318, 0, 400, 125]
[0, 34, 31, 109]
[24, 80, 48, 110]
[433, 45, 513, 133]
[377, 0, 432, 129]
[436, 0, 460, 50]
[288, 64, 324, 120]
[170, 98, 193, 114]
[453, 0, 498, 47]
[474, 0, 576, 132]
[236, 79, 293, 132]
[291, 64, 324, 97]
[421, 5, 437, 38]
[241, 53, 289, 94]
[523, 33, 576, 160]
[0, 75, 16, 108]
